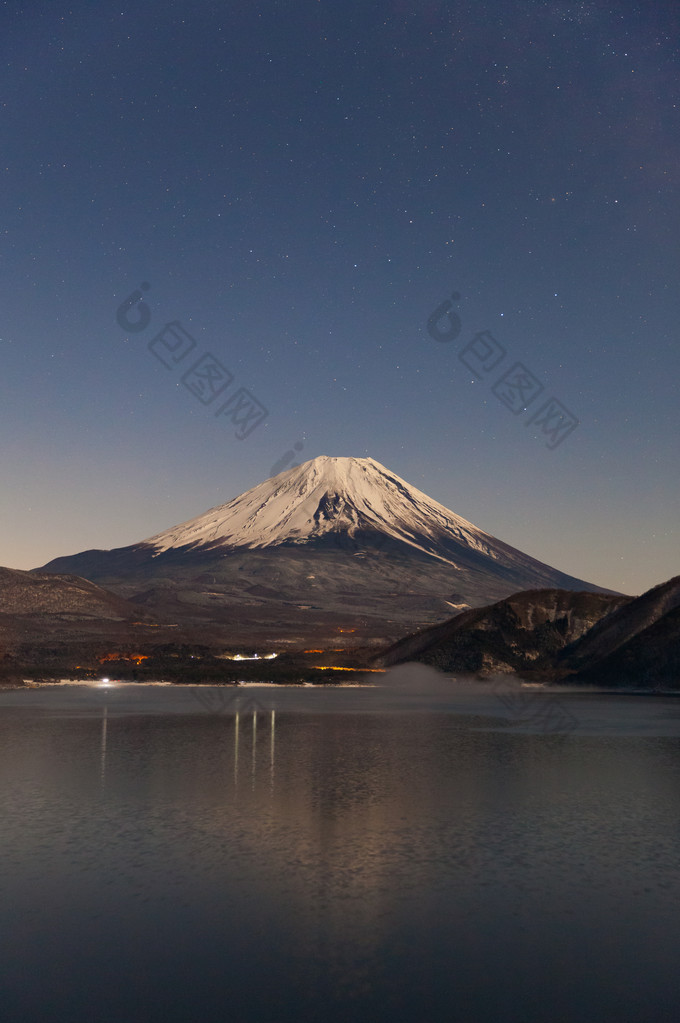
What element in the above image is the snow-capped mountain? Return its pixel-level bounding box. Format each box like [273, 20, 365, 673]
[39, 456, 614, 643]
[145, 455, 500, 564]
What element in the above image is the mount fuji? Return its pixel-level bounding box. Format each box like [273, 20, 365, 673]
[39, 456, 613, 643]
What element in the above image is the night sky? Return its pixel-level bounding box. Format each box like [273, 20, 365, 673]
[1, 1, 678, 596]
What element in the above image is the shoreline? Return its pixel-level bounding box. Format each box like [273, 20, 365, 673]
[2, 679, 678, 696]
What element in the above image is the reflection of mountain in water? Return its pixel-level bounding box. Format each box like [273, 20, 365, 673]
[4, 689, 680, 1021]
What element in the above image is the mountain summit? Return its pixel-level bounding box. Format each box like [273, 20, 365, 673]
[145, 455, 500, 564]
[39, 456, 614, 643]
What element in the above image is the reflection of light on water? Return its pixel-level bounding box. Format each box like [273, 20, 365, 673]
[234, 711, 240, 789]
[231, 706, 276, 795]
[100, 705, 108, 787]
[270, 710, 275, 794]
[252, 710, 257, 790]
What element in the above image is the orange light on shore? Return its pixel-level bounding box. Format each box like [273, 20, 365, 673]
[311, 666, 385, 673]
[99, 653, 149, 665]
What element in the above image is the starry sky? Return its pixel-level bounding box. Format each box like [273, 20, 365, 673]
[1, 0, 678, 596]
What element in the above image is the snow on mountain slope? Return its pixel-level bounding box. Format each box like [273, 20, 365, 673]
[145, 456, 498, 565]
[37, 455, 614, 639]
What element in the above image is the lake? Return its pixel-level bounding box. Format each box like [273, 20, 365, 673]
[2, 672, 680, 1022]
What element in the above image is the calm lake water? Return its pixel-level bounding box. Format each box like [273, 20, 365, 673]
[2, 673, 680, 1023]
